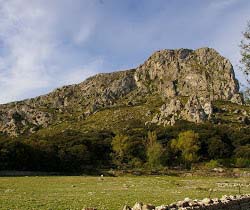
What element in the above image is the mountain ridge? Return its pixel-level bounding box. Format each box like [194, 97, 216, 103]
[0, 47, 247, 136]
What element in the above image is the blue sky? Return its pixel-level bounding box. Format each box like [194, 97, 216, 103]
[0, 0, 250, 104]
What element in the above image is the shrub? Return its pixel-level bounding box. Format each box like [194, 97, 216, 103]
[205, 160, 220, 169]
[235, 158, 250, 168]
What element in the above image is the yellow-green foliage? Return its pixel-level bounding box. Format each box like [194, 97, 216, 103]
[205, 160, 220, 169]
[112, 134, 130, 160]
[146, 131, 164, 169]
[171, 130, 200, 164]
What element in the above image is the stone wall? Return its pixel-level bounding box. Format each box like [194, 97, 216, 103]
[122, 194, 250, 210]
[82, 195, 250, 210]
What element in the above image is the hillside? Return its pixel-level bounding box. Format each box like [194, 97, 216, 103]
[0, 47, 248, 137]
[0, 47, 250, 172]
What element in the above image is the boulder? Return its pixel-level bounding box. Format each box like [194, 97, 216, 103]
[123, 205, 132, 210]
[155, 205, 168, 210]
[201, 198, 213, 205]
[142, 204, 155, 210]
[132, 202, 143, 210]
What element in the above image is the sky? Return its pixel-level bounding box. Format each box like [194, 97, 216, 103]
[0, 0, 250, 104]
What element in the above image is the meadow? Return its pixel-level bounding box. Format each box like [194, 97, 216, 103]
[0, 175, 249, 210]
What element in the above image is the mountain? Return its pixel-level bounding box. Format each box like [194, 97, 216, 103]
[0, 47, 249, 137]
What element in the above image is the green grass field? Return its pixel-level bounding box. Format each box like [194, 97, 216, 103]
[0, 175, 249, 210]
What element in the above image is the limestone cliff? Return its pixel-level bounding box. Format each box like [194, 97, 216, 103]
[0, 47, 245, 136]
[135, 48, 242, 102]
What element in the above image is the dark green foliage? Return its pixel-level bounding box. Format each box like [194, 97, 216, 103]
[0, 121, 250, 172]
[0, 130, 113, 172]
[234, 145, 250, 159]
[207, 136, 231, 159]
[111, 131, 146, 168]
[235, 158, 250, 168]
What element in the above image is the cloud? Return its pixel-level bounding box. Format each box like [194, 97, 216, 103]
[62, 59, 104, 86]
[204, 0, 250, 87]
[0, 0, 250, 103]
[73, 24, 96, 45]
[0, 0, 55, 102]
[208, 0, 238, 11]
[0, 0, 101, 104]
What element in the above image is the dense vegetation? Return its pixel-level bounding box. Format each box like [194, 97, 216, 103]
[0, 120, 249, 173]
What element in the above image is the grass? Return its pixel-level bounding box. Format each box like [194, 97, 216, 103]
[0, 175, 249, 210]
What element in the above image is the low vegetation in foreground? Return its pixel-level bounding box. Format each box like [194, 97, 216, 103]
[0, 175, 249, 210]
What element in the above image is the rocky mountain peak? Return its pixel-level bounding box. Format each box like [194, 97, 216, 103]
[135, 47, 242, 103]
[0, 47, 245, 136]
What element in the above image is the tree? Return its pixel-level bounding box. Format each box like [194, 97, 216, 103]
[207, 136, 230, 159]
[111, 134, 133, 167]
[234, 145, 250, 159]
[146, 131, 164, 169]
[112, 134, 129, 159]
[240, 21, 250, 101]
[234, 145, 250, 168]
[171, 130, 200, 168]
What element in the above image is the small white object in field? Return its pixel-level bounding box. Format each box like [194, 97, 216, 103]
[99, 174, 104, 181]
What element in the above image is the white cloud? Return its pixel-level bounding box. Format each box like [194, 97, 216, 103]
[205, 1, 250, 87]
[0, 0, 101, 104]
[209, 0, 238, 11]
[62, 59, 104, 86]
[0, 0, 249, 104]
[73, 20, 96, 45]
[74, 26, 94, 45]
[0, 0, 55, 102]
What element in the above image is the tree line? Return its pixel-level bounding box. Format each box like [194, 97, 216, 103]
[0, 122, 249, 173]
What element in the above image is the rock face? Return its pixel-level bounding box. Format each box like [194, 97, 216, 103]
[151, 95, 213, 126]
[182, 95, 213, 123]
[0, 47, 244, 136]
[0, 70, 136, 136]
[0, 104, 51, 136]
[135, 48, 242, 103]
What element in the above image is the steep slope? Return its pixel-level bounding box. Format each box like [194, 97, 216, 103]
[0, 47, 247, 137]
[135, 48, 242, 102]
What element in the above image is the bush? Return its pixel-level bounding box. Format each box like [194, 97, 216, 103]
[234, 145, 250, 159]
[235, 158, 250, 168]
[205, 160, 220, 169]
[207, 136, 230, 159]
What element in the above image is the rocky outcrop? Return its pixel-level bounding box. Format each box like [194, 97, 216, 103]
[0, 104, 51, 136]
[181, 95, 213, 123]
[150, 95, 213, 126]
[0, 70, 136, 136]
[135, 48, 242, 103]
[151, 99, 183, 126]
[0, 47, 244, 135]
